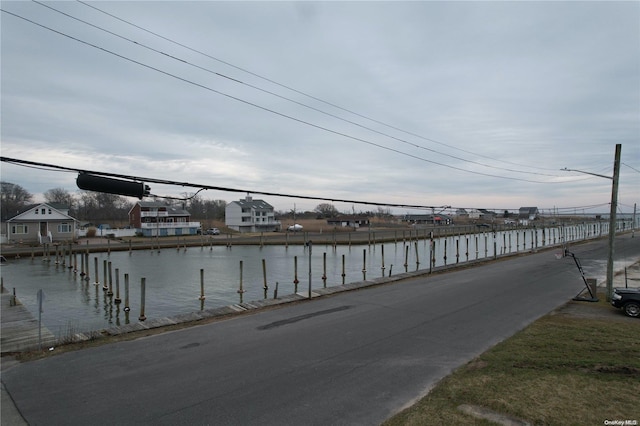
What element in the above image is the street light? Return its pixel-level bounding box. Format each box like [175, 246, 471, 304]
[561, 143, 621, 301]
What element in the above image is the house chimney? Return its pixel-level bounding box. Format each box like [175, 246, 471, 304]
[245, 193, 252, 202]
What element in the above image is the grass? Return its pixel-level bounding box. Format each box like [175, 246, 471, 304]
[384, 294, 640, 425]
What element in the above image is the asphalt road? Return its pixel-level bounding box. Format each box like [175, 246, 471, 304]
[3, 235, 639, 425]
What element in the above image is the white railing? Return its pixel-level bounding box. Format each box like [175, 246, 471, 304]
[140, 222, 201, 229]
[140, 211, 169, 217]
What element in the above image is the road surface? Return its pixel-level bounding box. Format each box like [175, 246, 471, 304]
[2, 234, 638, 425]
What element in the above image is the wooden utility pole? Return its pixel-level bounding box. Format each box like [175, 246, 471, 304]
[606, 144, 622, 301]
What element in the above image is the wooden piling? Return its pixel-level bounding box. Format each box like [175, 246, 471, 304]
[362, 249, 367, 280]
[114, 268, 122, 304]
[404, 245, 409, 272]
[107, 261, 114, 296]
[262, 259, 268, 299]
[84, 252, 90, 282]
[199, 269, 206, 301]
[80, 250, 86, 276]
[124, 273, 130, 312]
[381, 244, 385, 277]
[293, 256, 299, 292]
[465, 237, 469, 262]
[341, 254, 346, 285]
[443, 239, 448, 266]
[138, 277, 147, 321]
[322, 252, 327, 288]
[103, 260, 108, 291]
[238, 260, 245, 303]
[94, 257, 99, 286]
[415, 241, 420, 271]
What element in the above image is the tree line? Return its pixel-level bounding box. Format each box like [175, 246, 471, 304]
[0, 182, 226, 224]
[1, 182, 390, 225]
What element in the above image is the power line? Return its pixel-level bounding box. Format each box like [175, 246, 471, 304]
[622, 162, 640, 173]
[0, 156, 449, 210]
[76, 0, 564, 174]
[32, 0, 564, 178]
[1, 7, 574, 184]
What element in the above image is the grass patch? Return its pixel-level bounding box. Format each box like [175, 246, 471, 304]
[384, 303, 640, 425]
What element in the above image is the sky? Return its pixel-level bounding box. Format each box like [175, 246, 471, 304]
[1, 1, 639, 215]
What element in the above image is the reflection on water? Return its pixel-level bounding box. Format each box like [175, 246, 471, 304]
[0, 222, 619, 335]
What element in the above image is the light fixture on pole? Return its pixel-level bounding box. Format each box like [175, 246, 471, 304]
[561, 143, 621, 301]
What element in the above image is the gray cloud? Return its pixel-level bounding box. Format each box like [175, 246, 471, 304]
[1, 1, 638, 214]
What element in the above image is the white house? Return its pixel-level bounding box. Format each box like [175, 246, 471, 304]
[225, 195, 280, 233]
[6, 203, 77, 244]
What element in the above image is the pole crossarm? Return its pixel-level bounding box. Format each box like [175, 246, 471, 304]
[560, 168, 613, 180]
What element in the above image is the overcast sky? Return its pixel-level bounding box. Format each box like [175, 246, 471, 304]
[1, 1, 638, 215]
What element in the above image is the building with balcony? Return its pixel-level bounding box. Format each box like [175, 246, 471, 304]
[225, 195, 280, 233]
[129, 201, 201, 237]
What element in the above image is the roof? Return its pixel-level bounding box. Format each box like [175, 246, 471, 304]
[18, 202, 69, 214]
[231, 198, 273, 210]
[518, 207, 539, 218]
[7, 202, 76, 222]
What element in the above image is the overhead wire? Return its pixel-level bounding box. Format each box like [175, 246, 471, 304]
[32, 0, 564, 178]
[1, 7, 575, 184]
[75, 0, 565, 174]
[0, 156, 450, 209]
[3, 156, 633, 215]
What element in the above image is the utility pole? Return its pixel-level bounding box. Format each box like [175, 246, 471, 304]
[633, 203, 637, 239]
[606, 144, 621, 302]
[562, 143, 621, 302]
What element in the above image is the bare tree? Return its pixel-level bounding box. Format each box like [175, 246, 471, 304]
[315, 203, 339, 218]
[1, 181, 33, 221]
[44, 187, 75, 210]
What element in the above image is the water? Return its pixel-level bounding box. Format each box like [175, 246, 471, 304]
[1, 220, 630, 336]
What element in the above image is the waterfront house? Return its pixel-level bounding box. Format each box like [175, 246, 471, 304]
[517, 207, 539, 225]
[326, 215, 370, 228]
[129, 201, 201, 237]
[225, 195, 280, 233]
[518, 207, 539, 220]
[401, 214, 452, 225]
[6, 203, 77, 244]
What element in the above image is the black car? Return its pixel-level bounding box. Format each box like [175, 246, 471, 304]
[611, 287, 640, 318]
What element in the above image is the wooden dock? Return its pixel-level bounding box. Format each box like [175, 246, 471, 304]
[1, 289, 57, 354]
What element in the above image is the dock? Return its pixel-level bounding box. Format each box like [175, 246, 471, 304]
[1, 288, 56, 354]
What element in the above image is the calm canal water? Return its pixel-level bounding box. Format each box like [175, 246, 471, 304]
[0, 221, 623, 336]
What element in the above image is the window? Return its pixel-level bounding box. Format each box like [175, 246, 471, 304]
[41, 208, 46, 214]
[57, 223, 72, 233]
[48, 209, 52, 214]
[12, 224, 28, 234]
[35, 209, 38, 215]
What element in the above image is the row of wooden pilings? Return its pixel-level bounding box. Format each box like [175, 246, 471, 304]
[21, 222, 618, 325]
